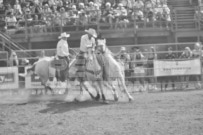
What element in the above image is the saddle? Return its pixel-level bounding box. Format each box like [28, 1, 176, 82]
[50, 57, 68, 71]
[50, 57, 69, 82]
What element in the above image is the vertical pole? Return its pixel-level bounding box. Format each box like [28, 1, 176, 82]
[2, 37, 5, 51]
[154, 44, 158, 91]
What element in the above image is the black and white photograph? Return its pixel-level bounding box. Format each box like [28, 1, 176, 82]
[0, 0, 203, 134]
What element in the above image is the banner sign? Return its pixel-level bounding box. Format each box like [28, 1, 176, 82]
[154, 59, 201, 77]
[131, 66, 146, 77]
[0, 67, 19, 89]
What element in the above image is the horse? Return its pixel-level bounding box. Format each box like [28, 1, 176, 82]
[25, 49, 77, 95]
[68, 51, 108, 103]
[95, 39, 134, 101]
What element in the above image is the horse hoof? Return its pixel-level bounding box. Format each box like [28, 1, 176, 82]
[114, 95, 119, 102]
[129, 96, 134, 102]
[95, 94, 100, 101]
[74, 98, 79, 102]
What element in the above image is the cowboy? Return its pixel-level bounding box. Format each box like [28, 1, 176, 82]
[56, 32, 70, 82]
[75, 28, 97, 81]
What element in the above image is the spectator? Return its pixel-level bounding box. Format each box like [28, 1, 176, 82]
[130, 47, 146, 91]
[192, 42, 202, 89]
[5, 4, 14, 16]
[0, 15, 6, 32]
[59, 7, 68, 26]
[0, 3, 6, 16]
[8, 51, 19, 67]
[78, 11, 88, 27]
[147, 46, 157, 90]
[5, 12, 17, 29]
[101, 2, 114, 28]
[179, 47, 193, 89]
[114, 3, 128, 29]
[115, 47, 131, 81]
[161, 47, 177, 91]
[14, 0, 22, 16]
[131, 9, 144, 22]
[133, 0, 144, 11]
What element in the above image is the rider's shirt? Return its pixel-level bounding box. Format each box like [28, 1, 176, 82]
[80, 34, 96, 53]
[56, 39, 69, 57]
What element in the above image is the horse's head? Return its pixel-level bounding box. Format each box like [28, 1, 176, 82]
[96, 39, 107, 54]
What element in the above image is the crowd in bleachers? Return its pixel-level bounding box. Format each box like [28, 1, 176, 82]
[0, 0, 171, 34]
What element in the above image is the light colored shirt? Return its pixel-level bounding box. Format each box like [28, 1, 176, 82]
[56, 39, 69, 57]
[80, 34, 95, 52]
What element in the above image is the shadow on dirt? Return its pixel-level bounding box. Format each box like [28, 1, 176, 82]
[39, 101, 107, 114]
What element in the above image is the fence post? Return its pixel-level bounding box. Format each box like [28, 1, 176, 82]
[154, 44, 158, 91]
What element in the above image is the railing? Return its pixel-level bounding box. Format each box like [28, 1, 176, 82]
[1, 42, 202, 92]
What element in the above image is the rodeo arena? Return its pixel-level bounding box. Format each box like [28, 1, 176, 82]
[1, 0, 203, 134]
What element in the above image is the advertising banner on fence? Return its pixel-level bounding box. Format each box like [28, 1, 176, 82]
[154, 59, 201, 77]
[0, 67, 19, 89]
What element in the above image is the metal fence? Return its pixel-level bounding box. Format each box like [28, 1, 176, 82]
[0, 42, 202, 93]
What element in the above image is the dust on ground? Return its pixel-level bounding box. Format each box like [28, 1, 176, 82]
[0, 90, 203, 135]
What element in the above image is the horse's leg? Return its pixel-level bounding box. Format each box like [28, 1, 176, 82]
[118, 76, 134, 102]
[97, 81, 109, 103]
[81, 82, 95, 100]
[92, 81, 101, 101]
[109, 81, 119, 101]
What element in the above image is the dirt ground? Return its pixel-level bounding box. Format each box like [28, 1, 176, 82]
[0, 89, 203, 135]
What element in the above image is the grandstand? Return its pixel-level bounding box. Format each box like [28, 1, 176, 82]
[0, 0, 202, 51]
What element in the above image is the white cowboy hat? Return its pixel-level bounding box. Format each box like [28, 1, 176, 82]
[85, 28, 97, 38]
[58, 32, 70, 39]
[120, 47, 126, 51]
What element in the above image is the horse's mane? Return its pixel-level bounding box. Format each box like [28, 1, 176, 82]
[105, 47, 116, 58]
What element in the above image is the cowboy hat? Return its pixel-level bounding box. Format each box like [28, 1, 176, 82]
[58, 32, 70, 39]
[120, 47, 126, 51]
[85, 28, 97, 38]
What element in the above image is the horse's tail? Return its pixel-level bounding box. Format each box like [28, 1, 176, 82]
[26, 63, 36, 75]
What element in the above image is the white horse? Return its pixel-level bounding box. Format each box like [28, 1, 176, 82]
[96, 39, 134, 101]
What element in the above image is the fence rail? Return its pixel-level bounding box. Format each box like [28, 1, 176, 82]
[0, 42, 202, 93]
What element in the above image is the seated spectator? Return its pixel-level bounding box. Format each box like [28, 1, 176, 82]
[114, 3, 128, 29]
[59, 7, 68, 26]
[5, 12, 17, 29]
[78, 2, 86, 12]
[93, 0, 102, 8]
[78, 11, 88, 27]
[0, 3, 5, 16]
[5, 4, 14, 16]
[101, 2, 114, 28]
[42, 4, 52, 14]
[162, 5, 171, 22]
[14, 0, 22, 16]
[133, 0, 144, 11]
[0, 15, 6, 32]
[131, 9, 144, 22]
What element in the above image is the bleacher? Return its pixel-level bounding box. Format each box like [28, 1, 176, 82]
[0, 0, 202, 50]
